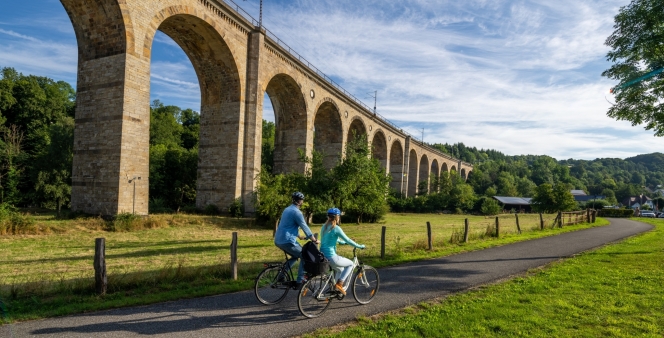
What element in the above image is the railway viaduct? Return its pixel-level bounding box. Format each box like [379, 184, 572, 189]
[62, 0, 473, 215]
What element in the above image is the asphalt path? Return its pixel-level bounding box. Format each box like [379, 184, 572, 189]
[4, 218, 652, 338]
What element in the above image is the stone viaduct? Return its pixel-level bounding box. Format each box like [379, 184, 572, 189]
[62, 0, 473, 215]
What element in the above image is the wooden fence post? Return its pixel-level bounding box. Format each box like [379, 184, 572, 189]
[463, 218, 470, 243]
[230, 232, 238, 280]
[592, 210, 597, 223]
[381, 226, 386, 259]
[426, 222, 433, 250]
[94, 238, 107, 295]
[539, 213, 544, 230]
[558, 211, 563, 228]
[495, 216, 500, 238]
[586, 208, 590, 223]
[515, 214, 521, 234]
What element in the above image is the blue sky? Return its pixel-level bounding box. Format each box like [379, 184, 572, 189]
[1, 0, 662, 160]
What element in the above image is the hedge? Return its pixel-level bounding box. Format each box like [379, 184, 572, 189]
[598, 209, 634, 218]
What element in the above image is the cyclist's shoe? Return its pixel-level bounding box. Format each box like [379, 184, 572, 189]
[334, 281, 346, 295]
[292, 281, 304, 290]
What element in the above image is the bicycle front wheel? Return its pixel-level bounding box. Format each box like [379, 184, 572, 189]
[297, 275, 333, 318]
[352, 266, 379, 304]
[255, 266, 291, 305]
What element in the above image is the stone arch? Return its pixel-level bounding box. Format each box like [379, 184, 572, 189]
[314, 101, 344, 169]
[389, 140, 404, 193]
[431, 159, 440, 193]
[265, 74, 309, 173]
[451, 165, 457, 173]
[461, 168, 467, 180]
[442, 162, 449, 173]
[347, 117, 367, 145]
[419, 155, 430, 195]
[407, 149, 418, 197]
[371, 130, 388, 170]
[61, 0, 133, 61]
[147, 12, 243, 210]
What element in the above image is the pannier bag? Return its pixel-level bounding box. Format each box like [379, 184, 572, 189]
[301, 241, 329, 276]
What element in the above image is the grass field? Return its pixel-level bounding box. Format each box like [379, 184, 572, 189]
[306, 218, 664, 337]
[0, 211, 603, 323]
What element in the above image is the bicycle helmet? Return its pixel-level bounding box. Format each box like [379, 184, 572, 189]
[327, 208, 341, 216]
[292, 191, 305, 202]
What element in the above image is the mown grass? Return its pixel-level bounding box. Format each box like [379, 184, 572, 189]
[0, 211, 605, 323]
[306, 218, 664, 338]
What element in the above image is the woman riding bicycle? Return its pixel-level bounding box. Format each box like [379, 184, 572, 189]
[319, 208, 365, 295]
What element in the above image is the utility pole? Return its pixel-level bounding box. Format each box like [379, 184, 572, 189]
[259, 0, 263, 27]
[367, 91, 377, 115]
[421, 128, 424, 143]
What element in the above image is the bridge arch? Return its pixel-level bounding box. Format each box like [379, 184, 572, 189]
[431, 159, 440, 193]
[442, 162, 449, 173]
[407, 149, 418, 197]
[314, 101, 344, 169]
[371, 130, 388, 171]
[347, 117, 367, 145]
[389, 140, 404, 193]
[419, 155, 430, 195]
[149, 12, 243, 210]
[461, 168, 467, 180]
[265, 73, 308, 173]
[61, 0, 133, 61]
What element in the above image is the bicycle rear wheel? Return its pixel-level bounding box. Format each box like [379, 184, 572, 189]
[352, 265, 379, 304]
[255, 266, 291, 305]
[297, 275, 333, 318]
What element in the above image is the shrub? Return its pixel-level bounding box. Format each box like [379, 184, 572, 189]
[228, 198, 244, 218]
[149, 198, 172, 214]
[480, 198, 502, 215]
[110, 213, 142, 232]
[598, 208, 634, 218]
[204, 204, 220, 215]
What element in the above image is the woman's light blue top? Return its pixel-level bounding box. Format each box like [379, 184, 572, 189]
[319, 224, 361, 258]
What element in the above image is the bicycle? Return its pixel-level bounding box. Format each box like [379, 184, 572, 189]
[254, 250, 303, 305]
[297, 247, 379, 318]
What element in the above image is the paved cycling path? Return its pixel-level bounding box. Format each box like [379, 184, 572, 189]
[6, 218, 652, 338]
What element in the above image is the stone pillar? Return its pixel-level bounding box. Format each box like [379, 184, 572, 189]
[241, 28, 265, 216]
[402, 136, 411, 197]
[71, 53, 151, 216]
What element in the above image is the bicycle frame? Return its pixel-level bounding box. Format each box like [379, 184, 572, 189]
[309, 248, 369, 299]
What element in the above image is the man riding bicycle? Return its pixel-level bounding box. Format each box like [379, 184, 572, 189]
[274, 192, 320, 288]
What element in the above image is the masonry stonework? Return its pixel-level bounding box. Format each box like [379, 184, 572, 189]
[62, 0, 472, 216]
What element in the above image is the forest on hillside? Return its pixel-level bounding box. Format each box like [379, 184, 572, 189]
[1, 67, 663, 215]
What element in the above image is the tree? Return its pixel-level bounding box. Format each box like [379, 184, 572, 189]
[602, 0, 664, 135]
[331, 135, 390, 223]
[479, 197, 501, 215]
[33, 117, 74, 215]
[0, 124, 24, 205]
[253, 168, 299, 230]
[261, 120, 275, 173]
[531, 183, 577, 213]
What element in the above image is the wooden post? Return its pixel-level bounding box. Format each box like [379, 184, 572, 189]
[426, 222, 433, 250]
[592, 210, 596, 223]
[381, 226, 386, 259]
[586, 208, 590, 223]
[558, 211, 563, 228]
[463, 218, 469, 243]
[515, 214, 521, 234]
[230, 232, 238, 280]
[94, 238, 107, 295]
[495, 216, 500, 238]
[539, 213, 544, 230]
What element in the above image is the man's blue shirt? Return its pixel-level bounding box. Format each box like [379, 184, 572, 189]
[274, 204, 314, 245]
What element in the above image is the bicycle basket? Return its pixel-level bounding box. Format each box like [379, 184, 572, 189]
[304, 260, 329, 276]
